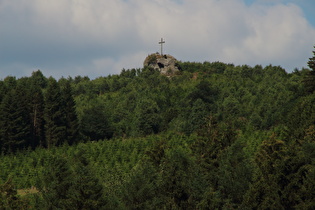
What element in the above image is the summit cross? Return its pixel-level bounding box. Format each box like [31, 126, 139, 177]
[159, 38, 165, 55]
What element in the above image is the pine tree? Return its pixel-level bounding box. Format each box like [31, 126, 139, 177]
[81, 103, 113, 141]
[241, 134, 287, 209]
[70, 151, 106, 209]
[37, 155, 74, 209]
[308, 45, 315, 71]
[304, 45, 315, 93]
[280, 126, 315, 209]
[0, 85, 31, 153]
[133, 98, 161, 136]
[60, 80, 79, 145]
[0, 81, 5, 103]
[29, 80, 45, 148]
[44, 77, 66, 148]
[31, 70, 47, 89]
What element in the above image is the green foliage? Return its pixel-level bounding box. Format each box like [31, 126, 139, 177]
[80, 102, 113, 140]
[37, 155, 74, 209]
[304, 45, 315, 93]
[60, 79, 79, 145]
[29, 76, 45, 148]
[0, 177, 28, 209]
[0, 85, 31, 153]
[132, 98, 161, 136]
[0, 50, 314, 208]
[69, 151, 106, 209]
[44, 77, 66, 148]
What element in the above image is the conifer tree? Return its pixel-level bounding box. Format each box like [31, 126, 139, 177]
[280, 126, 315, 209]
[241, 134, 287, 209]
[0, 81, 5, 103]
[70, 151, 106, 209]
[60, 80, 79, 145]
[81, 104, 112, 140]
[133, 98, 160, 136]
[308, 45, 315, 71]
[304, 45, 315, 93]
[37, 155, 74, 209]
[31, 70, 47, 89]
[44, 77, 66, 148]
[29, 79, 45, 148]
[3, 76, 17, 90]
[0, 86, 30, 152]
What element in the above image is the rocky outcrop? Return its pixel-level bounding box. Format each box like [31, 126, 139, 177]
[143, 53, 180, 76]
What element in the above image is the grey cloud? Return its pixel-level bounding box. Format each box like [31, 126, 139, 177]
[0, 0, 314, 79]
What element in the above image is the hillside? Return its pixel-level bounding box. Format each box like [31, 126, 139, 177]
[1, 51, 315, 208]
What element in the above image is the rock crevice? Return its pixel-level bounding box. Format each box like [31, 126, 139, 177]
[143, 53, 180, 76]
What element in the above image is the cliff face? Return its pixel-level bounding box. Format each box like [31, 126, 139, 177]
[143, 53, 180, 76]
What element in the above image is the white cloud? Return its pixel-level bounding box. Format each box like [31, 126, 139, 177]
[225, 2, 315, 69]
[0, 0, 314, 79]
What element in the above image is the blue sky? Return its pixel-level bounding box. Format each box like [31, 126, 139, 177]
[0, 0, 314, 79]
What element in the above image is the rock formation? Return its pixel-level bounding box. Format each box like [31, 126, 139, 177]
[143, 53, 180, 76]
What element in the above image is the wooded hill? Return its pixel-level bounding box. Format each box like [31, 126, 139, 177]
[1, 48, 315, 209]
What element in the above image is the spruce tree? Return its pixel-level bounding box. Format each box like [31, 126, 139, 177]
[60, 79, 79, 145]
[0, 81, 5, 103]
[31, 70, 47, 89]
[44, 77, 66, 148]
[304, 45, 315, 93]
[29, 79, 45, 148]
[37, 155, 74, 209]
[81, 104, 112, 140]
[70, 151, 106, 209]
[0, 86, 30, 153]
[133, 98, 160, 136]
[308, 45, 315, 71]
[241, 134, 287, 209]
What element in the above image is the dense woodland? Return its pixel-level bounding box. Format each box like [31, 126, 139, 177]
[0, 47, 315, 209]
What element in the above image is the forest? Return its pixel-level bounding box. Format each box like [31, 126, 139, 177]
[0, 47, 315, 209]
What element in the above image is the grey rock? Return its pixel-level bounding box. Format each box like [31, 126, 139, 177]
[143, 53, 180, 76]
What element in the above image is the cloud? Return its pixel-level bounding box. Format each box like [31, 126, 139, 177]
[225, 2, 315, 68]
[0, 0, 314, 79]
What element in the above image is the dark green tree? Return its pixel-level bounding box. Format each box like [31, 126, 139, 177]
[159, 146, 204, 209]
[303, 45, 315, 93]
[121, 161, 162, 209]
[132, 98, 161, 136]
[29, 79, 45, 148]
[37, 155, 74, 209]
[184, 98, 209, 134]
[0, 81, 5, 103]
[308, 46, 315, 71]
[31, 70, 47, 88]
[70, 151, 106, 209]
[0, 85, 31, 152]
[60, 80, 79, 145]
[3, 76, 17, 90]
[280, 126, 315, 209]
[44, 77, 66, 148]
[242, 134, 287, 209]
[187, 80, 219, 106]
[216, 140, 253, 208]
[80, 104, 112, 140]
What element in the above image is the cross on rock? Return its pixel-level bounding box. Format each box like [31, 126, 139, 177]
[159, 38, 165, 55]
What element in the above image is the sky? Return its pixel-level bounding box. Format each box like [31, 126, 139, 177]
[0, 0, 315, 79]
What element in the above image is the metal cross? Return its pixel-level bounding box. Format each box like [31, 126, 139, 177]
[159, 38, 165, 55]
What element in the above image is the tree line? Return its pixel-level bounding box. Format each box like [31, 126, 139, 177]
[0, 72, 79, 153]
[0, 46, 314, 209]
